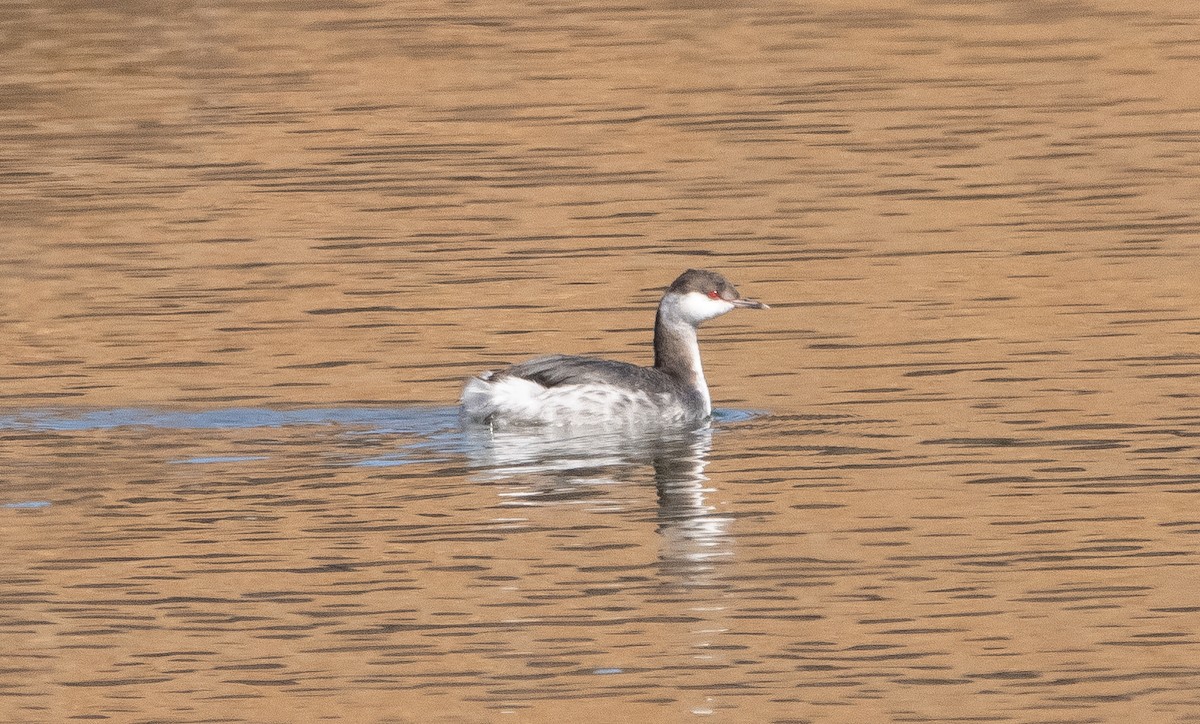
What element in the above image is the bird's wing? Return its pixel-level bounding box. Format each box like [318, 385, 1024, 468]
[496, 355, 673, 392]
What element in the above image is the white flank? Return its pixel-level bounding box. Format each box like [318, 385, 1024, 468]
[460, 374, 700, 427]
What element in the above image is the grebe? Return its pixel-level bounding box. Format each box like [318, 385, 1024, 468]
[460, 269, 768, 427]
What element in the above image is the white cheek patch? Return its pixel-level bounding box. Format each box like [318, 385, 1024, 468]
[676, 291, 735, 324]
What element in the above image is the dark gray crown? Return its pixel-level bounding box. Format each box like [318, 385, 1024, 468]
[666, 268, 741, 301]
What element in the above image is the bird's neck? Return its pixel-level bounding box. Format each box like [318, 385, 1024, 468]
[653, 308, 710, 413]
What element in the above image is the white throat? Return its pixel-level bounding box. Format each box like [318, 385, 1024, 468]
[665, 291, 735, 326]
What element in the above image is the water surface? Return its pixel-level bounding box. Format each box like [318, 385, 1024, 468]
[3, 0, 1200, 721]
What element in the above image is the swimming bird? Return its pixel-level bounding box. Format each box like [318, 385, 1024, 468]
[460, 269, 768, 427]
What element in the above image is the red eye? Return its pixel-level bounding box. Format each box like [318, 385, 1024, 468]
[707, 291, 721, 300]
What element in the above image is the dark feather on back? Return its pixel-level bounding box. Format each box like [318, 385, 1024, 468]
[494, 354, 688, 395]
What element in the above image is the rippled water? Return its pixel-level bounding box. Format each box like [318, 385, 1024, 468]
[3, 0, 1200, 721]
[7, 403, 1200, 721]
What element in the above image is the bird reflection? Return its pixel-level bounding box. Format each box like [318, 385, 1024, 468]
[650, 430, 733, 586]
[461, 422, 732, 586]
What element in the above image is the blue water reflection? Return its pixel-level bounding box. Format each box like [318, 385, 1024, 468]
[0, 406, 462, 433]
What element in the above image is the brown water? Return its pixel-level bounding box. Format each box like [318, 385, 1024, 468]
[3, 0, 1200, 721]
